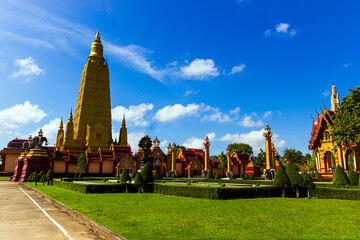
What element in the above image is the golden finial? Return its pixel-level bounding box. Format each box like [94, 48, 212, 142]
[95, 30, 100, 42]
[68, 108, 73, 122]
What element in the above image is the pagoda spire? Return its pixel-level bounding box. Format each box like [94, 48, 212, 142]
[331, 83, 340, 111]
[88, 30, 104, 62]
[55, 117, 64, 150]
[68, 108, 73, 122]
[119, 115, 128, 146]
[64, 108, 74, 147]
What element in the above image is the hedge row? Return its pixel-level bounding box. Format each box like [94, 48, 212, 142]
[53, 180, 137, 193]
[161, 178, 274, 185]
[312, 188, 360, 200]
[0, 172, 12, 176]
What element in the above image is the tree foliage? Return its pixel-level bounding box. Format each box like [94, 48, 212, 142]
[302, 173, 316, 198]
[76, 153, 87, 173]
[285, 164, 304, 198]
[255, 148, 266, 169]
[206, 171, 213, 179]
[348, 170, 359, 186]
[273, 165, 290, 197]
[332, 86, 360, 147]
[282, 148, 306, 165]
[120, 169, 131, 184]
[227, 143, 253, 156]
[134, 171, 143, 192]
[332, 165, 350, 185]
[40, 174, 47, 185]
[46, 169, 54, 185]
[141, 162, 154, 184]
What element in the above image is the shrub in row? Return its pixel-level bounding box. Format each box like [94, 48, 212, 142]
[313, 187, 360, 200]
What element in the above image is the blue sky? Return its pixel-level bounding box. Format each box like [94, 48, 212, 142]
[0, 0, 359, 156]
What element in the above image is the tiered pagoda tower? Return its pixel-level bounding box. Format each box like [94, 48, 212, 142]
[56, 31, 112, 152]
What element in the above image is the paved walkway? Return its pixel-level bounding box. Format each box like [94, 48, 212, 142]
[0, 181, 100, 240]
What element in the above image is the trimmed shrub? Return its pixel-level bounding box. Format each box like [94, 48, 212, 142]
[167, 172, 172, 178]
[37, 170, 44, 182]
[40, 174, 47, 185]
[27, 172, 35, 182]
[214, 174, 220, 179]
[220, 183, 226, 188]
[161, 180, 165, 184]
[74, 173, 78, 179]
[171, 172, 176, 178]
[131, 171, 136, 179]
[239, 173, 244, 178]
[274, 165, 290, 197]
[102, 178, 108, 182]
[303, 173, 316, 198]
[141, 162, 154, 184]
[206, 171, 213, 180]
[249, 173, 255, 179]
[120, 169, 131, 184]
[78, 172, 83, 179]
[332, 165, 350, 186]
[46, 170, 54, 185]
[244, 173, 249, 179]
[348, 170, 359, 186]
[187, 181, 191, 186]
[313, 187, 360, 200]
[191, 180, 198, 183]
[134, 171, 144, 192]
[315, 172, 322, 178]
[285, 164, 305, 198]
[53, 181, 137, 193]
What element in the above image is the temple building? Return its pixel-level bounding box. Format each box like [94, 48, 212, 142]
[309, 84, 360, 176]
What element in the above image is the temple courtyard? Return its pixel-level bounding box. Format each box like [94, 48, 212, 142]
[9, 181, 360, 240]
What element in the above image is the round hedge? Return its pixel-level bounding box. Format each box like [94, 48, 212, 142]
[332, 165, 350, 186]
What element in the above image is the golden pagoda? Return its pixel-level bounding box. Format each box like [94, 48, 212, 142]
[56, 31, 112, 152]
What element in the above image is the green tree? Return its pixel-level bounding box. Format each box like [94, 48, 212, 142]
[206, 171, 213, 180]
[332, 86, 360, 147]
[332, 165, 350, 185]
[39, 174, 47, 185]
[27, 172, 35, 182]
[176, 145, 186, 150]
[134, 172, 144, 192]
[282, 148, 306, 165]
[273, 165, 290, 197]
[120, 169, 132, 193]
[285, 164, 305, 198]
[45, 170, 54, 185]
[141, 162, 154, 187]
[32, 172, 38, 185]
[214, 152, 227, 176]
[256, 148, 266, 169]
[348, 170, 359, 186]
[302, 173, 316, 199]
[76, 153, 87, 174]
[37, 170, 44, 182]
[227, 143, 253, 156]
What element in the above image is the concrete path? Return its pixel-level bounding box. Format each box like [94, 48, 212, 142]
[0, 181, 100, 240]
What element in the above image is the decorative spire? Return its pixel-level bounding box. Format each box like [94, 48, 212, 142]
[331, 83, 340, 111]
[59, 117, 63, 130]
[68, 108, 73, 122]
[95, 30, 100, 42]
[122, 114, 126, 127]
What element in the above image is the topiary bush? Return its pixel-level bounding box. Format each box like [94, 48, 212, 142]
[249, 173, 255, 179]
[141, 162, 154, 185]
[186, 181, 191, 186]
[161, 180, 165, 184]
[39, 174, 47, 185]
[348, 170, 359, 186]
[74, 173, 78, 179]
[315, 171, 322, 178]
[46, 170, 54, 185]
[134, 171, 144, 192]
[302, 173, 316, 198]
[244, 173, 249, 179]
[78, 172, 83, 179]
[285, 164, 305, 198]
[171, 172, 176, 178]
[206, 171, 213, 180]
[332, 165, 350, 186]
[273, 165, 290, 197]
[220, 183, 226, 188]
[214, 174, 220, 179]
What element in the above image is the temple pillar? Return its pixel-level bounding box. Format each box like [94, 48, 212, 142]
[226, 149, 231, 173]
[337, 146, 344, 168]
[203, 136, 210, 171]
[319, 152, 326, 173]
[263, 125, 273, 169]
[171, 143, 176, 172]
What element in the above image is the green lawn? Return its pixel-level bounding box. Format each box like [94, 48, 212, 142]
[26, 183, 360, 240]
[0, 176, 10, 181]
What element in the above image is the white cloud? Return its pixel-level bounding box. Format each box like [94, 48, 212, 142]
[0, 101, 47, 136]
[219, 129, 286, 153]
[180, 59, 219, 80]
[343, 63, 352, 68]
[184, 89, 199, 96]
[128, 132, 146, 152]
[322, 90, 331, 98]
[202, 108, 231, 123]
[112, 103, 154, 127]
[263, 111, 272, 118]
[230, 64, 246, 75]
[154, 103, 201, 122]
[29, 118, 61, 144]
[230, 107, 241, 115]
[183, 132, 216, 149]
[0, 29, 54, 49]
[265, 23, 298, 38]
[11, 57, 44, 81]
[276, 23, 290, 33]
[264, 29, 272, 37]
[238, 116, 264, 127]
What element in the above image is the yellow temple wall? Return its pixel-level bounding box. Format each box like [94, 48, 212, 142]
[212, 168, 222, 176]
[4, 153, 19, 172]
[88, 162, 100, 173]
[233, 165, 239, 175]
[176, 163, 183, 175]
[67, 164, 77, 173]
[53, 161, 66, 173]
[102, 161, 113, 174]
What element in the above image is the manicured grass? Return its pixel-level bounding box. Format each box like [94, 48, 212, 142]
[0, 176, 10, 181]
[26, 183, 360, 240]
